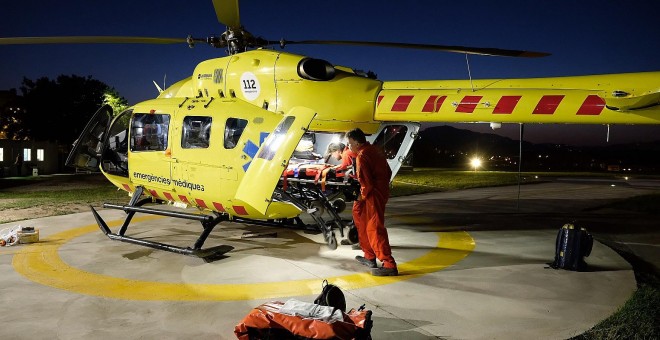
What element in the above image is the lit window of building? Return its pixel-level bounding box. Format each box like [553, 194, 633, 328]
[23, 148, 32, 161]
[0, 148, 3, 161]
[37, 149, 45, 161]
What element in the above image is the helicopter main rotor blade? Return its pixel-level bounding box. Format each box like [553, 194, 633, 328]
[279, 39, 550, 58]
[213, 0, 241, 28]
[0, 36, 187, 45]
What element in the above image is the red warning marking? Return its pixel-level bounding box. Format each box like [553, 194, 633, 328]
[122, 184, 131, 192]
[195, 199, 208, 209]
[178, 195, 190, 204]
[233, 206, 248, 215]
[456, 96, 482, 113]
[533, 95, 564, 114]
[576, 95, 606, 115]
[377, 95, 384, 107]
[213, 202, 226, 212]
[493, 96, 522, 114]
[391, 95, 414, 112]
[163, 192, 174, 201]
[148, 189, 160, 198]
[422, 95, 447, 112]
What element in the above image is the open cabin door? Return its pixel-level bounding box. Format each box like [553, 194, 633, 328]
[235, 107, 316, 214]
[368, 122, 420, 180]
[66, 105, 113, 172]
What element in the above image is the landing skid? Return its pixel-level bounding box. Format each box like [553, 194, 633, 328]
[90, 185, 347, 257]
[91, 186, 233, 258]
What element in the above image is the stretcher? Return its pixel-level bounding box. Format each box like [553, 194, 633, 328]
[275, 162, 361, 249]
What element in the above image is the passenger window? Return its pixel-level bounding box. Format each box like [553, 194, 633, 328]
[130, 113, 170, 152]
[224, 117, 247, 149]
[182, 116, 212, 149]
[373, 125, 408, 159]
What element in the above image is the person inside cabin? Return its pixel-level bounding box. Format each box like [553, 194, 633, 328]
[324, 142, 343, 165]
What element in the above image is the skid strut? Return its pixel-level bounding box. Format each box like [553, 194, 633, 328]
[91, 186, 233, 258]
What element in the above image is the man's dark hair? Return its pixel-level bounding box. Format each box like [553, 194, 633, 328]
[346, 128, 367, 144]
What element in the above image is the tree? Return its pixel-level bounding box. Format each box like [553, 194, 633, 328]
[0, 88, 27, 140]
[103, 88, 129, 114]
[17, 75, 127, 145]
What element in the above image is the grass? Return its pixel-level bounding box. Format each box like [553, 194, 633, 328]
[0, 174, 127, 222]
[574, 281, 660, 340]
[0, 187, 127, 209]
[391, 168, 535, 196]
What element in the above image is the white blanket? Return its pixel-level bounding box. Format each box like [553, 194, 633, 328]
[279, 299, 344, 323]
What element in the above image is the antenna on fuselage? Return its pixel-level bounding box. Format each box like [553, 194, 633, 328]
[465, 54, 474, 92]
[152, 80, 164, 94]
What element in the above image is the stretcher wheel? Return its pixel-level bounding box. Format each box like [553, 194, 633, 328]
[332, 199, 346, 213]
[348, 226, 359, 244]
[326, 233, 338, 250]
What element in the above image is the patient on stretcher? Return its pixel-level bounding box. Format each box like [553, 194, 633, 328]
[283, 142, 355, 183]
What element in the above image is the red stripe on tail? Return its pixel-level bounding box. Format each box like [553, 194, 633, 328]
[456, 96, 482, 113]
[422, 95, 447, 112]
[533, 95, 564, 114]
[493, 96, 522, 114]
[576, 95, 605, 115]
[391, 95, 414, 112]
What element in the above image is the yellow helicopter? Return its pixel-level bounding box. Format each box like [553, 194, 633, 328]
[2, 0, 659, 257]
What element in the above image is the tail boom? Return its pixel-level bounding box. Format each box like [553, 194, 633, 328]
[376, 72, 660, 125]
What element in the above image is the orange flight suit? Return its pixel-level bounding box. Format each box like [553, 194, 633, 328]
[353, 142, 395, 269]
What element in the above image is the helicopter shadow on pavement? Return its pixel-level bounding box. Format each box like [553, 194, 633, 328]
[111, 217, 340, 265]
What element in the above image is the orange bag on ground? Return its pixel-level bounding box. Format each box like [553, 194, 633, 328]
[234, 301, 372, 339]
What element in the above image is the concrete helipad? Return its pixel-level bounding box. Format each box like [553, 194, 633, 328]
[1, 180, 654, 339]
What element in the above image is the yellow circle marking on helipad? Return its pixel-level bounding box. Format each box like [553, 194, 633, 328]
[12, 216, 475, 301]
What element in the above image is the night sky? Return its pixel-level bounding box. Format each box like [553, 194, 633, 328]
[1, 0, 659, 146]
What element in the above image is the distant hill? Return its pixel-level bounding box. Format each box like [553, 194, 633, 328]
[411, 125, 660, 172]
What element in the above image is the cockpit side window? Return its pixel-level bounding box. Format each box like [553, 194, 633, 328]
[130, 113, 170, 152]
[373, 125, 408, 159]
[224, 117, 248, 149]
[182, 116, 212, 149]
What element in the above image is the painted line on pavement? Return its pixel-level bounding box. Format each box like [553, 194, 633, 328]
[13, 216, 475, 301]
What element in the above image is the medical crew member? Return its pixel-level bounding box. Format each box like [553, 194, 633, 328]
[346, 128, 397, 276]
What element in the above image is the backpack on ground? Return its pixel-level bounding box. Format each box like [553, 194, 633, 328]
[314, 279, 347, 314]
[549, 223, 593, 271]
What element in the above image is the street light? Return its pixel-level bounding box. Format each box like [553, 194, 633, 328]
[470, 157, 482, 172]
